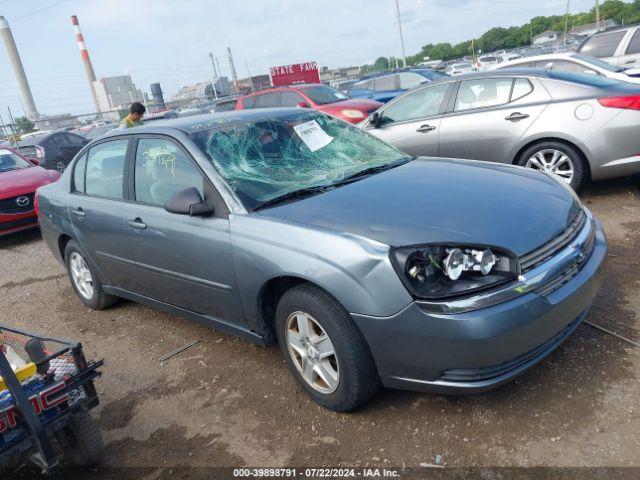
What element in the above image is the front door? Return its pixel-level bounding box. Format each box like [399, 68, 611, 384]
[117, 136, 244, 325]
[438, 77, 547, 163]
[366, 83, 451, 157]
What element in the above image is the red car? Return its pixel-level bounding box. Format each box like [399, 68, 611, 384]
[236, 84, 382, 123]
[0, 147, 60, 236]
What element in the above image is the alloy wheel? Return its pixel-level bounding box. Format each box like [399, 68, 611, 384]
[285, 311, 340, 394]
[69, 252, 94, 300]
[525, 149, 574, 184]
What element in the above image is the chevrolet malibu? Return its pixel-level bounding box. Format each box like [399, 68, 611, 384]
[36, 109, 606, 412]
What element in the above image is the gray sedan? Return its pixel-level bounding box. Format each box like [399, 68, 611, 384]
[364, 69, 640, 190]
[36, 109, 606, 411]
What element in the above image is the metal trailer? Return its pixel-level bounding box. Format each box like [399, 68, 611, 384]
[0, 325, 103, 474]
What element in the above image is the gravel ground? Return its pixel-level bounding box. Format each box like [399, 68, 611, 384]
[1, 177, 639, 479]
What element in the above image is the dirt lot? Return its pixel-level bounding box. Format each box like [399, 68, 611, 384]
[1, 178, 639, 479]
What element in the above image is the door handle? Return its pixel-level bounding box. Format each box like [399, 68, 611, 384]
[72, 208, 86, 218]
[416, 124, 437, 133]
[625, 59, 636, 64]
[127, 218, 147, 230]
[505, 112, 530, 121]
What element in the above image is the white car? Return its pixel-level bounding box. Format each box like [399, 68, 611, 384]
[445, 61, 477, 76]
[491, 52, 640, 84]
[577, 25, 640, 69]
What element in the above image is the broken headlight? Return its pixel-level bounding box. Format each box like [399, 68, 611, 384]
[390, 245, 518, 300]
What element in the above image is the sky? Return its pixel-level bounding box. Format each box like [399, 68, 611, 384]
[0, 0, 601, 118]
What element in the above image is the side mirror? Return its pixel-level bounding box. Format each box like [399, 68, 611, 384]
[296, 101, 311, 108]
[28, 158, 40, 166]
[368, 111, 381, 128]
[164, 187, 214, 216]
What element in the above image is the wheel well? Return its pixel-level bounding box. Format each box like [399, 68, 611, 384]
[258, 276, 312, 344]
[58, 234, 72, 261]
[512, 137, 591, 181]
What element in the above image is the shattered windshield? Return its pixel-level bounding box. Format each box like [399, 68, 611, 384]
[189, 111, 410, 209]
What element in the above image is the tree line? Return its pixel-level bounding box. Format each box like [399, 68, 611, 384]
[365, 0, 640, 71]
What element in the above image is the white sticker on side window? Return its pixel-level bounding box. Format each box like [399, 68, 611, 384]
[293, 120, 333, 152]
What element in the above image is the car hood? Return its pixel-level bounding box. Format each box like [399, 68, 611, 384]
[259, 158, 581, 256]
[317, 98, 382, 113]
[0, 167, 57, 197]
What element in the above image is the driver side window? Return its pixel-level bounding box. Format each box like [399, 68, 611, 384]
[381, 84, 449, 124]
[134, 138, 204, 207]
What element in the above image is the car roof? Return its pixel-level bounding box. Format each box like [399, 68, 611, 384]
[495, 52, 575, 68]
[16, 132, 53, 146]
[98, 108, 307, 138]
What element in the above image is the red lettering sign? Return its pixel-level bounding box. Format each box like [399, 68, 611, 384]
[270, 62, 320, 86]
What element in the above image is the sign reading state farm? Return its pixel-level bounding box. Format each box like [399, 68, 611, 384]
[270, 62, 320, 86]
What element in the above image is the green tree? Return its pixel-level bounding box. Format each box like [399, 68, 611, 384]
[14, 116, 35, 135]
[373, 56, 390, 71]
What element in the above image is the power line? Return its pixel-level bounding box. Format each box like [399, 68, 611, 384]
[10, 0, 71, 23]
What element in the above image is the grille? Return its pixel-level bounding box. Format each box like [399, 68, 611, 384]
[520, 210, 586, 273]
[534, 222, 596, 297]
[0, 216, 37, 230]
[439, 315, 582, 383]
[0, 193, 35, 214]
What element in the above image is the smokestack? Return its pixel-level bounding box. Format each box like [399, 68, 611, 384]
[71, 15, 101, 113]
[0, 16, 38, 120]
[150, 83, 165, 110]
[226, 46, 237, 82]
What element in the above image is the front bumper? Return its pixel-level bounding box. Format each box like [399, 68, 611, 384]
[0, 214, 38, 237]
[351, 218, 607, 394]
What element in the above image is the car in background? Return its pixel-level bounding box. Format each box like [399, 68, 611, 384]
[0, 147, 60, 236]
[577, 24, 640, 68]
[493, 52, 640, 84]
[36, 109, 606, 411]
[236, 84, 381, 123]
[210, 97, 240, 113]
[348, 69, 447, 103]
[445, 62, 477, 76]
[477, 55, 502, 70]
[363, 69, 640, 190]
[2, 131, 88, 173]
[83, 123, 118, 140]
[143, 109, 179, 122]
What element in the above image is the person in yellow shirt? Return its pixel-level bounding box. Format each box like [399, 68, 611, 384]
[118, 102, 146, 129]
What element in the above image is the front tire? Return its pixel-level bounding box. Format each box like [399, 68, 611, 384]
[516, 141, 586, 191]
[276, 284, 380, 412]
[63, 411, 104, 467]
[65, 240, 117, 310]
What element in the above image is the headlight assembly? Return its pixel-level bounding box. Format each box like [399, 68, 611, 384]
[391, 245, 518, 300]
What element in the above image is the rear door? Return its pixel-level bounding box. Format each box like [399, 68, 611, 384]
[115, 135, 244, 324]
[365, 82, 452, 157]
[438, 76, 549, 163]
[69, 137, 133, 286]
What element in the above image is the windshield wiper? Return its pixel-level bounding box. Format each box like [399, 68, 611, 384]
[254, 185, 333, 210]
[332, 159, 410, 187]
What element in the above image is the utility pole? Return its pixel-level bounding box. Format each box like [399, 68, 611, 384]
[595, 0, 600, 30]
[394, 0, 407, 68]
[208, 52, 219, 100]
[564, 0, 570, 46]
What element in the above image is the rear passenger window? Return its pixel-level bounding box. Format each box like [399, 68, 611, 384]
[280, 91, 305, 107]
[580, 31, 625, 58]
[511, 78, 533, 101]
[72, 153, 87, 193]
[85, 140, 128, 199]
[454, 78, 513, 111]
[242, 96, 257, 109]
[374, 75, 398, 92]
[134, 138, 203, 207]
[626, 29, 640, 55]
[256, 92, 280, 108]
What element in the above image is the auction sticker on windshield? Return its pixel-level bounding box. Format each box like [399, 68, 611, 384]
[293, 120, 333, 152]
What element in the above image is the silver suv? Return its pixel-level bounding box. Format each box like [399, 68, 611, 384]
[578, 25, 640, 68]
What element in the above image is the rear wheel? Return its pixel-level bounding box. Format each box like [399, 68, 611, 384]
[62, 410, 103, 467]
[65, 240, 117, 310]
[276, 284, 380, 412]
[517, 141, 586, 190]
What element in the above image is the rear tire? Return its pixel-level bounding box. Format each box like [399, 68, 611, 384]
[516, 141, 587, 191]
[63, 411, 103, 467]
[276, 284, 380, 412]
[64, 240, 117, 310]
